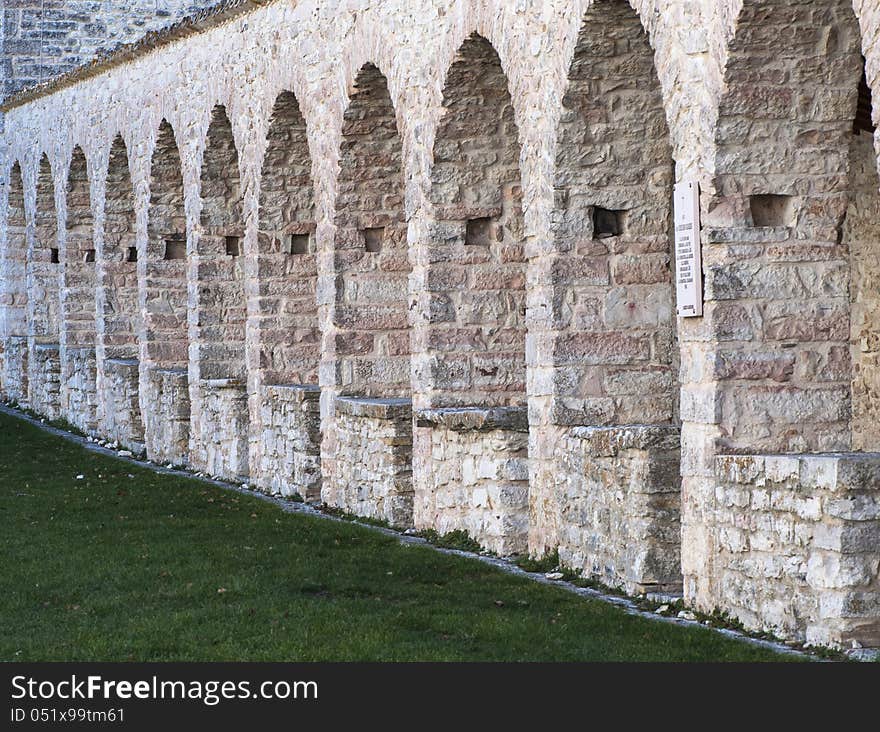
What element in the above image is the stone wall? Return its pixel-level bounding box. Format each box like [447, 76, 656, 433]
[422, 34, 526, 410]
[847, 131, 880, 452]
[61, 346, 98, 434]
[3, 335, 27, 404]
[327, 397, 413, 528]
[530, 0, 678, 558]
[198, 379, 249, 479]
[416, 407, 529, 556]
[713, 454, 880, 649]
[3, 0, 880, 647]
[332, 64, 410, 399]
[558, 425, 681, 594]
[144, 367, 190, 466]
[29, 343, 61, 420]
[256, 384, 321, 500]
[101, 358, 145, 451]
[2, 1, 219, 98]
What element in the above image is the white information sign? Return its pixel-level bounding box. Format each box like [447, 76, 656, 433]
[674, 180, 703, 318]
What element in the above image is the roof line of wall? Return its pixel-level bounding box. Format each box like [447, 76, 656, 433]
[0, 0, 280, 113]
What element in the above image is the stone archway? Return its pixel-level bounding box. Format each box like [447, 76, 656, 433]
[62, 146, 99, 434]
[547, 0, 680, 595]
[255, 90, 321, 499]
[686, 0, 880, 648]
[193, 105, 249, 480]
[3, 162, 29, 405]
[29, 155, 62, 419]
[324, 63, 413, 528]
[415, 34, 529, 556]
[144, 120, 191, 466]
[98, 135, 144, 451]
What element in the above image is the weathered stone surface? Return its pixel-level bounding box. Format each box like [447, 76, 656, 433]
[255, 384, 321, 500]
[558, 425, 682, 595]
[29, 342, 61, 420]
[144, 366, 189, 467]
[415, 407, 529, 556]
[100, 358, 144, 452]
[710, 453, 880, 649]
[2, 0, 880, 648]
[324, 396, 413, 529]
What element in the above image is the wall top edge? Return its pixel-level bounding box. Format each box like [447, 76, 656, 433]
[0, 0, 279, 113]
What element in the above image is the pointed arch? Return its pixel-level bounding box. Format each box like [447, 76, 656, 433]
[710, 0, 867, 454]
[416, 33, 529, 556]
[552, 1, 677, 427]
[258, 90, 318, 387]
[333, 62, 410, 398]
[146, 120, 188, 369]
[28, 155, 62, 419]
[197, 104, 246, 381]
[99, 134, 144, 449]
[32, 155, 60, 342]
[103, 135, 139, 359]
[3, 162, 29, 404]
[426, 33, 526, 409]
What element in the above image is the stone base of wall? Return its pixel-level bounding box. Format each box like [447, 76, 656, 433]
[711, 453, 880, 649]
[144, 367, 190, 467]
[558, 425, 681, 595]
[62, 346, 98, 434]
[100, 358, 144, 452]
[29, 343, 61, 420]
[324, 397, 413, 528]
[256, 384, 321, 500]
[3, 335, 29, 406]
[416, 407, 529, 556]
[197, 379, 249, 481]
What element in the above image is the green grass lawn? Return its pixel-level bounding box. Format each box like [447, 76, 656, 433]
[0, 411, 795, 662]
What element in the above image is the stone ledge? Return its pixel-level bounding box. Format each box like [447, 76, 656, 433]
[716, 452, 880, 493]
[416, 406, 528, 433]
[336, 396, 412, 421]
[264, 383, 320, 403]
[567, 424, 680, 457]
[33, 343, 61, 352]
[105, 358, 139, 372]
[201, 378, 246, 390]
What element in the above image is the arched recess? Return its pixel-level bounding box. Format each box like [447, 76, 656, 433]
[62, 146, 99, 433]
[710, 0, 866, 454]
[255, 90, 321, 499]
[28, 155, 62, 419]
[416, 33, 529, 555]
[543, 2, 681, 593]
[194, 104, 249, 479]
[683, 0, 880, 645]
[99, 135, 144, 449]
[3, 163, 29, 404]
[258, 91, 318, 386]
[426, 33, 526, 410]
[324, 62, 412, 528]
[333, 63, 410, 399]
[143, 120, 190, 466]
